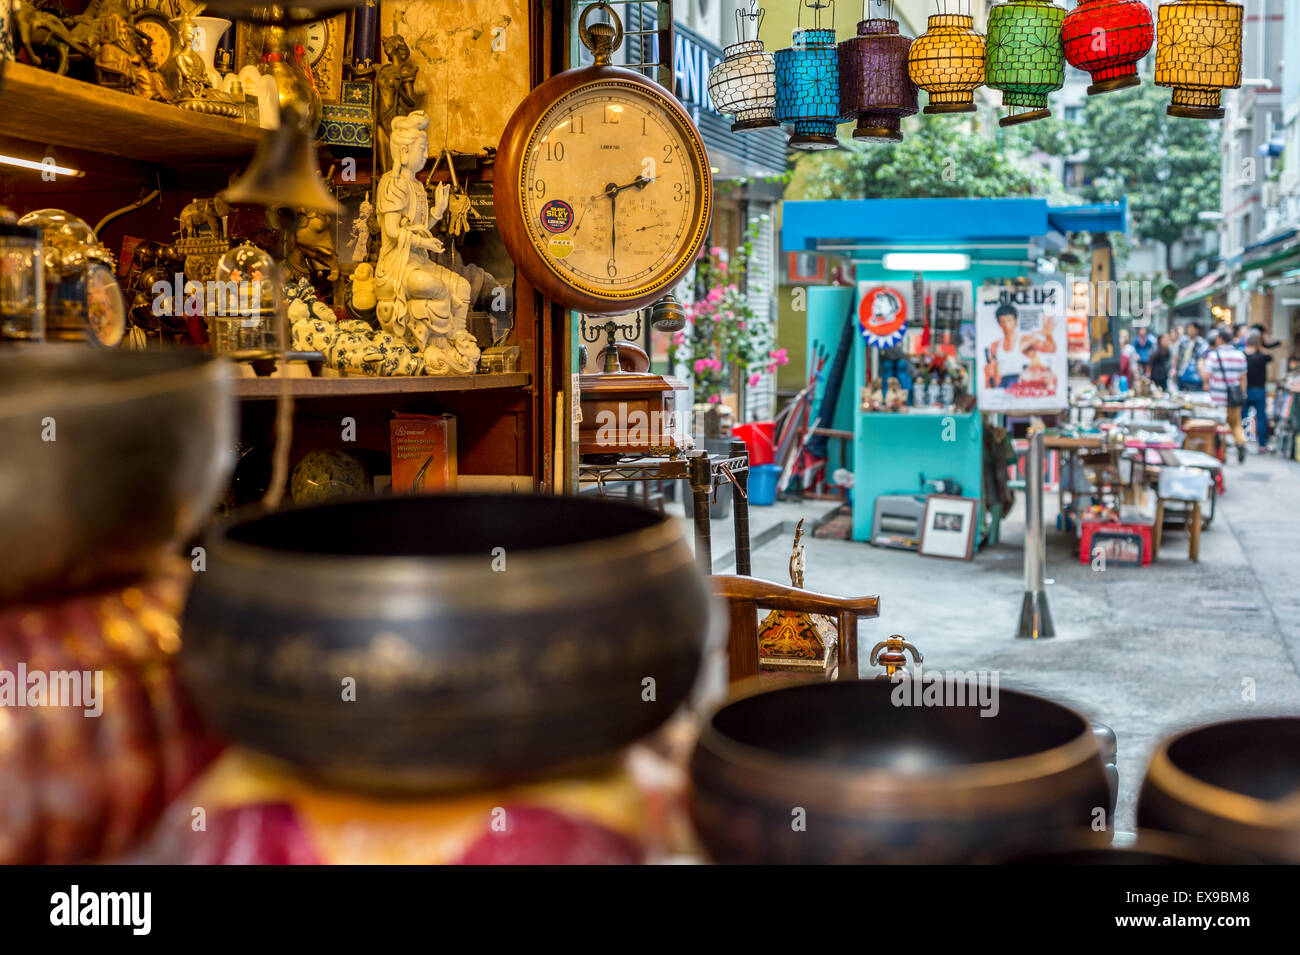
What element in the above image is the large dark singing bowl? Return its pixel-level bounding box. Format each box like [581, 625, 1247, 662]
[1137, 717, 1300, 863]
[690, 680, 1109, 864]
[179, 495, 710, 794]
[0, 347, 234, 604]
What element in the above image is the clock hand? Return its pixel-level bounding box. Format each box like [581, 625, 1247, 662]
[593, 176, 655, 204]
[608, 189, 617, 269]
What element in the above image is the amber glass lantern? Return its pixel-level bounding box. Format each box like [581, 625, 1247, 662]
[1062, 0, 1155, 96]
[907, 12, 985, 114]
[707, 2, 778, 132]
[837, 1, 917, 142]
[1154, 0, 1243, 120]
[985, 0, 1067, 127]
[774, 0, 842, 150]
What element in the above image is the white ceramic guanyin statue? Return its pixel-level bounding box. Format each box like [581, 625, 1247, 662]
[374, 111, 480, 376]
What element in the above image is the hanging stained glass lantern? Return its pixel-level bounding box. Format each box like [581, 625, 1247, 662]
[708, 2, 778, 132]
[774, 0, 842, 150]
[838, 1, 917, 142]
[1154, 0, 1243, 120]
[985, 0, 1067, 126]
[907, 10, 985, 114]
[1062, 0, 1155, 95]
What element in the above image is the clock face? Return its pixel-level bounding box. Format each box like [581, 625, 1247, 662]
[303, 21, 330, 66]
[133, 16, 174, 65]
[518, 79, 710, 305]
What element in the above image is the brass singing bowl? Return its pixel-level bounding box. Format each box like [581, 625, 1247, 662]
[179, 495, 711, 794]
[1137, 717, 1300, 863]
[690, 679, 1109, 864]
[0, 347, 234, 604]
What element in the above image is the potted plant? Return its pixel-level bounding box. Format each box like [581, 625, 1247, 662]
[667, 236, 788, 441]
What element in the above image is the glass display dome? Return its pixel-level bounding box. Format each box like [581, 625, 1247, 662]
[209, 243, 282, 358]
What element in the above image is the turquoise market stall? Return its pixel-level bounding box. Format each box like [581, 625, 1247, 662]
[782, 196, 1127, 545]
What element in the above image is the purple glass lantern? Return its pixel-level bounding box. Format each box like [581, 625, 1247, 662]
[837, 2, 917, 142]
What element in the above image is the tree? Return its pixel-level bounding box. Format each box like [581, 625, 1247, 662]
[788, 117, 1060, 201]
[1075, 81, 1220, 273]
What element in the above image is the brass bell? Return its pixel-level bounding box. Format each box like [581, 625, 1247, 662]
[649, 292, 686, 331]
[221, 115, 340, 216]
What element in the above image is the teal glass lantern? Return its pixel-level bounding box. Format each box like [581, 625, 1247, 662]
[774, 0, 841, 150]
[985, 0, 1067, 126]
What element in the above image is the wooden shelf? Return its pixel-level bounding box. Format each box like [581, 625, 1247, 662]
[0, 62, 263, 164]
[234, 372, 532, 399]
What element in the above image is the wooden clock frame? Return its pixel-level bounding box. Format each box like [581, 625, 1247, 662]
[494, 43, 711, 316]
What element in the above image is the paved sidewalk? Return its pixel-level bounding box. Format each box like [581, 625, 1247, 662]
[739, 450, 1300, 832]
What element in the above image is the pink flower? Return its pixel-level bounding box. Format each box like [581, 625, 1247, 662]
[769, 348, 789, 366]
[707, 287, 725, 304]
[748, 372, 761, 387]
[693, 358, 712, 374]
[736, 319, 745, 329]
[708, 393, 722, 404]
[709, 246, 724, 257]
[671, 331, 685, 346]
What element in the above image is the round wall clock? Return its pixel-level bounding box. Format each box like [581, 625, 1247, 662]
[495, 4, 712, 316]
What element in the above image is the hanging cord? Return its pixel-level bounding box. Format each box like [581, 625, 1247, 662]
[260, 207, 299, 512]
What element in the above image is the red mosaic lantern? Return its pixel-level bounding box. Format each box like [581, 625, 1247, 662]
[1062, 0, 1156, 95]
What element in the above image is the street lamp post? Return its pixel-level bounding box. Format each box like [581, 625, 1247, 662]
[1016, 420, 1055, 639]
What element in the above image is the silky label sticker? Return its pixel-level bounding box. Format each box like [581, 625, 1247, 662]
[540, 199, 574, 233]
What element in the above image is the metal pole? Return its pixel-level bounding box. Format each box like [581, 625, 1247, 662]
[1017, 426, 1055, 638]
[688, 450, 713, 574]
[729, 439, 752, 576]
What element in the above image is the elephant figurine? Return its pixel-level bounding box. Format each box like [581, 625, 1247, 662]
[176, 199, 225, 241]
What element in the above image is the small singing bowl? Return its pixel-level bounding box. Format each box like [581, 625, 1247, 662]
[690, 679, 1109, 864]
[1137, 716, 1300, 863]
[179, 494, 710, 795]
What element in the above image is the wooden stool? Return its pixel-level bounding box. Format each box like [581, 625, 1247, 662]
[1153, 497, 1202, 562]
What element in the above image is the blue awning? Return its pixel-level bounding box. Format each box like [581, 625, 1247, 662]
[782, 197, 1128, 251]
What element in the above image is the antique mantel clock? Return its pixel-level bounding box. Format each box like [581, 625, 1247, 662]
[495, 3, 712, 316]
[235, 13, 345, 104]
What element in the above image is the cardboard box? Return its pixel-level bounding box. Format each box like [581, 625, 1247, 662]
[390, 414, 457, 493]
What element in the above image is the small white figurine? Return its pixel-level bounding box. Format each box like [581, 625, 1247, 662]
[350, 192, 374, 262]
[350, 262, 377, 311]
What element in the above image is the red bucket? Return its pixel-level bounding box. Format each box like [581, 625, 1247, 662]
[733, 421, 776, 466]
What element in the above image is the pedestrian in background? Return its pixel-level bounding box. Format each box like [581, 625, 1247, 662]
[1174, 322, 1208, 391]
[1118, 329, 1135, 382]
[1244, 329, 1273, 452]
[1132, 324, 1156, 375]
[1149, 332, 1171, 390]
[1201, 327, 1249, 463]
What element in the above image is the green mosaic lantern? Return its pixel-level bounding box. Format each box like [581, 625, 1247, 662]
[985, 0, 1067, 127]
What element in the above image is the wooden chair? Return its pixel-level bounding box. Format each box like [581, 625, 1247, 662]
[709, 575, 881, 684]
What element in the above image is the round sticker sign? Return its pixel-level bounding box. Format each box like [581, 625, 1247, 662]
[858, 286, 909, 349]
[540, 199, 574, 234]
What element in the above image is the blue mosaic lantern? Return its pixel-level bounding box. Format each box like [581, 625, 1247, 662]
[774, 0, 841, 150]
